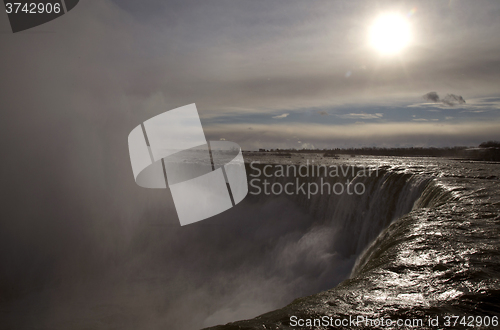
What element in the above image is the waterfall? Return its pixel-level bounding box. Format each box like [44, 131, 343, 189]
[246, 164, 439, 261]
[202, 163, 458, 330]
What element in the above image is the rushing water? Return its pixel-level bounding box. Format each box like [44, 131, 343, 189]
[204, 154, 500, 329]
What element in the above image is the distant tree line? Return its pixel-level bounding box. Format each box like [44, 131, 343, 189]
[255, 141, 500, 161]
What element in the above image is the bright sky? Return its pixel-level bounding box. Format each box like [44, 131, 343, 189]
[2, 0, 500, 149]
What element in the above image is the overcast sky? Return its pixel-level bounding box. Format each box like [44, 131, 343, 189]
[2, 0, 500, 149]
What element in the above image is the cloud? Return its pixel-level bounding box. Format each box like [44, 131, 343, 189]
[272, 113, 289, 119]
[422, 92, 466, 107]
[442, 94, 466, 106]
[409, 96, 500, 111]
[337, 113, 383, 120]
[423, 92, 440, 103]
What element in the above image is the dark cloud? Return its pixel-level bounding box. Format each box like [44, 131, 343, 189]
[442, 94, 466, 106]
[423, 92, 466, 107]
[423, 92, 440, 103]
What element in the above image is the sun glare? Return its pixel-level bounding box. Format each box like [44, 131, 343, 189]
[370, 13, 411, 55]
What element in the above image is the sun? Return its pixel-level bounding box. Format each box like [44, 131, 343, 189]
[369, 13, 411, 55]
